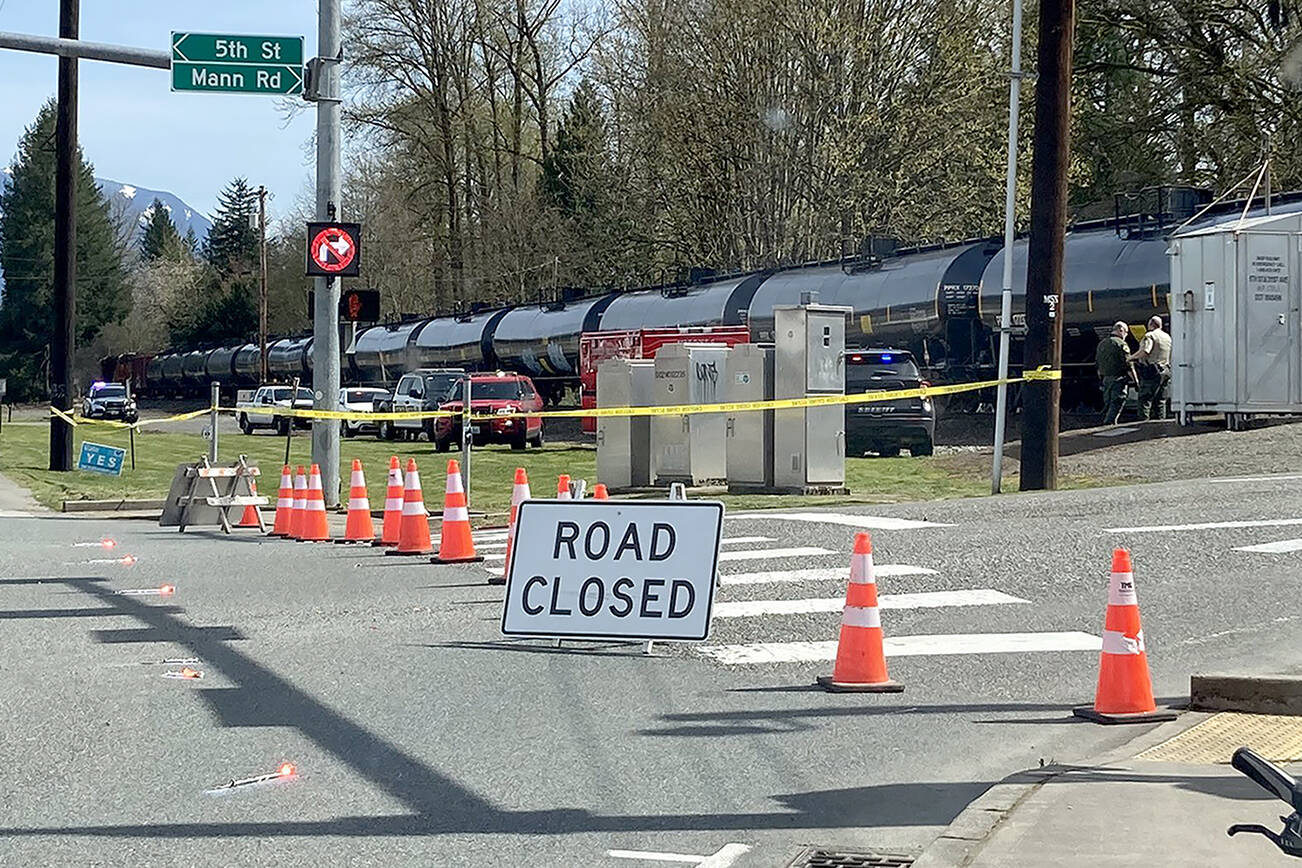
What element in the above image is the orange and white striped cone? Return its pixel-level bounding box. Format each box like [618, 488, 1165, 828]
[1073, 549, 1176, 724]
[289, 466, 307, 540]
[557, 474, 572, 500]
[300, 464, 331, 542]
[387, 458, 433, 555]
[490, 468, 530, 585]
[433, 459, 483, 564]
[236, 477, 262, 528]
[817, 532, 904, 693]
[372, 456, 404, 547]
[592, 483, 610, 500]
[336, 459, 375, 544]
[270, 465, 294, 537]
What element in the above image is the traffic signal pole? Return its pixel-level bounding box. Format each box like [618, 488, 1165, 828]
[311, 0, 343, 507]
[1019, 0, 1074, 491]
[49, 0, 79, 472]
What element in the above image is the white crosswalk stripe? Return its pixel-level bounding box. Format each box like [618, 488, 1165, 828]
[717, 546, 836, 562]
[1234, 538, 1302, 554]
[748, 512, 951, 530]
[698, 632, 1102, 665]
[719, 536, 777, 546]
[719, 565, 938, 586]
[711, 589, 1028, 618]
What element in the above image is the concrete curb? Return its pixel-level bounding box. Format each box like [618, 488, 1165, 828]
[912, 712, 1206, 867]
[62, 498, 166, 513]
[1191, 673, 1302, 716]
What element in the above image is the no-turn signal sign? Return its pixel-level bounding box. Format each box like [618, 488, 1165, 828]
[305, 221, 362, 277]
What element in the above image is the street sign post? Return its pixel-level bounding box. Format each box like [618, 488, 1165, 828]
[501, 499, 724, 642]
[171, 32, 304, 96]
[305, 221, 362, 277]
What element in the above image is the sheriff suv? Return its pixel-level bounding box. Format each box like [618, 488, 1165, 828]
[844, 348, 935, 457]
[82, 382, 138, 422]
[433, 372, 544, 451]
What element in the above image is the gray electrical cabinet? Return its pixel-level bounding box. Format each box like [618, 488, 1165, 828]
[595, 358, 655, 490]
[773, 302, 851, 493]
[1171, 211, 1302, 428]
[652, 343, 730, 486]
[725, 344, 774, 491]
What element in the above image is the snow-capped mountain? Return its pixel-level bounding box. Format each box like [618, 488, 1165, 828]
[96, 177, 213, 243]
[0, 169, 210, 295]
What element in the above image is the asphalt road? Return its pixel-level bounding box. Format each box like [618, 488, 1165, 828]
[2, 472, 1302, 866]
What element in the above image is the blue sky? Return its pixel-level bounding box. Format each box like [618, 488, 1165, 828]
[0, 1, 321, 220]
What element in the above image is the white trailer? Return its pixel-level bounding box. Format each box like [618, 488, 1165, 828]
[1170, 210, 1302, 429]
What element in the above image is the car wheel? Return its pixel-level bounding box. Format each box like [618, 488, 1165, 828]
[423, 420, 437, 443]
[276, 416, 290, 436]
[530, 427, 544, 448]
[511, 429, 527, 451]
[341, 421, 354, 438]
[912, 436, 934, 457]
[878, 444, 901, 458]
[378, 420, 395, 441]
[435, 435, 451, 452]
[238, 414, 252, 435]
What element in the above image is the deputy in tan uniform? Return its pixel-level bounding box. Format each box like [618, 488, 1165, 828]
[1129, 315, 1172, 420]
[1096, 321, 1131, 425]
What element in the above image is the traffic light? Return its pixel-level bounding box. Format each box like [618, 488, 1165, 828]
[306, 289, 381, 322]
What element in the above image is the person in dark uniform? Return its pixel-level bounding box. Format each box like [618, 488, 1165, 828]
[1096, 321, 1132, 425]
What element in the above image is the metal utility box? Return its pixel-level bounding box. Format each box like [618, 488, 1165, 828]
[1170, 211, 1302, 428]
[725, 344, 774, 491]
[773, 301, 852, 493]
[595, 358, 655, 490]
[651, 343, 730, 486]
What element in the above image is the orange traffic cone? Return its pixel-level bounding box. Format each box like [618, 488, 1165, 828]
[592, 483, 609, 500]
[387, 458, 433, 555]
[817, 533, 904, 693]
[237, 476, 262, 528]
[289, 466, 307, 540]
[270, 465, 294, 537]
[557, 474, 572, 500]
[300, 464, 331, 542]
[372, 456, 404, 547]
[490, 468, 530, 585]
[434, 459, 483, 564]
[336, 459, 375, 544]
[1073, 549, 1176, 724]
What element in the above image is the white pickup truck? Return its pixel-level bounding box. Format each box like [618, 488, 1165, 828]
[235, 385, 316, 435]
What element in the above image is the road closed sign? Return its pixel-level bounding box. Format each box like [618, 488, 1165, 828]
[501, 499, 724, 642]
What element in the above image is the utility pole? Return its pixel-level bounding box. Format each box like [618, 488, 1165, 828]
[1019, 0, 1074, 491]
[258, 185, 269, 382]
[311, 0, 343, 506]
[991, 0, 1025, 494]
[49, 0, 79, 472]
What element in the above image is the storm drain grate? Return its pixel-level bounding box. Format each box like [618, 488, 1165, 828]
[788, 850, 914, 868]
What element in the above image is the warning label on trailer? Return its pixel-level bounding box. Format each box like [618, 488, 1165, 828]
[500, 499, 724, 641]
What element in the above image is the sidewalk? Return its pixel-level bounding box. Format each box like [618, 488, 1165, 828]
[0, 469, 43, 514]
[917, 713, 1301, 867]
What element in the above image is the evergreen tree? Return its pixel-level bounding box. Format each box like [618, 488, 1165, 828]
[182, 226, 199, 258]
[540, 81, 611, 218]
[138, 198, 183, 261]
[0, 101, 129, 400]
[203, 178, 258, 275]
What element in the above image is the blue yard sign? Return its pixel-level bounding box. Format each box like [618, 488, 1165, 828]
[77, 442, 126, 476]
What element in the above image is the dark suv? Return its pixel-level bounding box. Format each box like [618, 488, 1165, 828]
[844, 348, 935, 457]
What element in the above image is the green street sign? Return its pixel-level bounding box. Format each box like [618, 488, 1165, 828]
[171, 32, 305, 96]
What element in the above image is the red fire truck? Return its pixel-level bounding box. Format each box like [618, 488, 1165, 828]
[578, 326, 752, 432]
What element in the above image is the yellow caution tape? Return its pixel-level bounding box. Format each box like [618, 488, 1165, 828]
[48, 370, 1063, 429]
[46, 406, 211, 430]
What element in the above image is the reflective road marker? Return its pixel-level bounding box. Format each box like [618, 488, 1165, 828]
[698, 631, 1101, 665]
[712, 589, 1028, 618]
